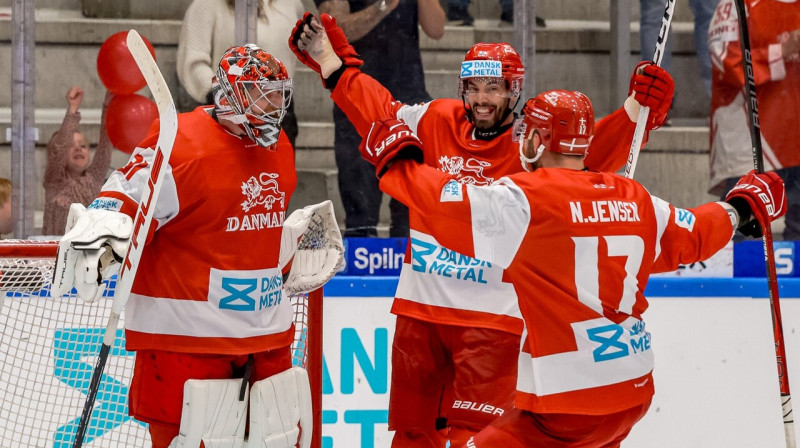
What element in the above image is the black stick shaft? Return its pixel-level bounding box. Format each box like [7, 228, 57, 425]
[72, 343, 111, 447]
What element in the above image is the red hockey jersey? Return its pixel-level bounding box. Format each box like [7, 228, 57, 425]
[380, 160, 734, 414]
[332, 68, 647, 335]
[90, 107, 297, 355]
[708, 0, 800, 194]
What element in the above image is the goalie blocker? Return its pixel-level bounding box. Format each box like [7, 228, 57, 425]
[168, 367, 313, 448]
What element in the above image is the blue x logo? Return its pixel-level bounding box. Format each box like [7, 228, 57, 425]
[587, 324, 629, 362]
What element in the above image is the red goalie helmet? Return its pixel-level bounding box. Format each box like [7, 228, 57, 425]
[516, 90, 595, 170]
[213, 44, 293, 147]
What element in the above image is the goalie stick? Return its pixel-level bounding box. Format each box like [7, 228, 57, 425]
[72, 29, 178, 448]
[623, 0, 676, 179]
[732, 1, 796, 446]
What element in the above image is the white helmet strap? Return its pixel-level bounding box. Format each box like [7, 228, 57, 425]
[518, 137, 545, 172]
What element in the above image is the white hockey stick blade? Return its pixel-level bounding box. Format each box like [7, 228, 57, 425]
[109, 30, 178, 325]
[73, 31, 178, 448]
[624, 0, 676, 179]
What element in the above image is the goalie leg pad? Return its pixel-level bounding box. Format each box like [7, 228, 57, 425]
[168, 379, 248, 448]
[249, 366, 313, 448]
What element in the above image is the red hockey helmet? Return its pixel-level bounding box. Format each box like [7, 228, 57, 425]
[458, 42, 524, 99]
[213, 44, 292, 147]
[516, 90, 595, 170]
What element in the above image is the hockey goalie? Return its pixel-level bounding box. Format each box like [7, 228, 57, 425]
[51, 44, 343, 448]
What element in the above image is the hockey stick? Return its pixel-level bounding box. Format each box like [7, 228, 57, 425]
[732, 1, 796, 446]
[72, 29, 178, 448]
[623, 0, 676, 179]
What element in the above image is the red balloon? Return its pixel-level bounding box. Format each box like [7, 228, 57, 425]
[97, 31, 156, 94]
[105, 94, 158, 154]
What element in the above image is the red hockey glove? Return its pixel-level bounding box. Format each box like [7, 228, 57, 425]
[289, 13, 322, 73]
[359, 119, 424, 178]
[289, 12, 362, 89]
[320, 14, 362, 66]
[725, 170, 787, 238]
[628, 61, 674, 130]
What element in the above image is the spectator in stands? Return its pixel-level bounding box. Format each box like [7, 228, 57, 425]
[315, 0, 445, 237]
[708, 0, 800, 239]
[42, 87, 113, 236]
[177, 0, 303, 146]
[447, 0, 545, 27]
[0, 178, 11, 237]
[640, 0, 720, 97]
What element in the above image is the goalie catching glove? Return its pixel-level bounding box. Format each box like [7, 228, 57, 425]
[51, 203, 133, 301]
[624, 61, 674, 130]
[289, 12, 363, 89]
[359, 119, 424, 178]
[279, 200, 344, 295]
[725, 170, 787, 238]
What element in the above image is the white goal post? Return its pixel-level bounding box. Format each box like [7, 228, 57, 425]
[0, 240, 323, 448]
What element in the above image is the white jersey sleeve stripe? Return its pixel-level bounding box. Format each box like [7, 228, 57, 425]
[99, 146, 181, 230]
[395, 102, 432, 135]
[468, 178, 530, 269]
[650, 196, 671, 263]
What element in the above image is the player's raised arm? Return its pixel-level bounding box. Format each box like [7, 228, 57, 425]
[289, 12, 410, 135]
[586, 62, 674, 173]
[653, 170, 787, 273]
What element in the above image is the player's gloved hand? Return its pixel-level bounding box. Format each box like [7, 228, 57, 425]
[289, 12, 363, 89]
[51, 203, 133, 301]
[624, 61, 674, 130]
[725, 170, 787, 238]
[359, 119, 424, 178]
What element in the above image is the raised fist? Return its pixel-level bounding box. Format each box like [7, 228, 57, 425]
[359, 119, 424, 178]
[725, 170, 787, 238]
[628, 61, 674, 130]
[66, 86, 84, 113]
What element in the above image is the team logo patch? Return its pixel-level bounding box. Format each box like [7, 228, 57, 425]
[674, 208, 695, 232]
[241, 172, 285, 211]
[460, 60, 502, 78]
[226, 172, 286, 232]
[440, 180, 464, 202]
[439, 156, 494, 185]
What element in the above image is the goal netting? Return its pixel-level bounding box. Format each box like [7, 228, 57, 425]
[0, 239, 322, 448]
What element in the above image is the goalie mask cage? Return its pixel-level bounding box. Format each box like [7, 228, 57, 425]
[0, 240, 323, 448]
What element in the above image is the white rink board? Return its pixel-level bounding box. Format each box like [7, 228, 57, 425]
[2, 293, 798, 447]
[322, 295, 800, 448]
[624, 296, 800, 448]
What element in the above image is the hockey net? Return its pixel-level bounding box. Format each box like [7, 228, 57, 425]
[0, 239, 323, 448]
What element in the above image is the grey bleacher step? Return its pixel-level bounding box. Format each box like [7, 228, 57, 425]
[0, 107, 334, 150]
[0, 0, 695, 22]
[0, 1, 81, 11]
[0, 107, 709, 153]
[0, 12, 707, 117]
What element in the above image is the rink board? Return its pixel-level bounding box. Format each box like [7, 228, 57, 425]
[3, 276, 800, 448]
[321, 277, 800, 448]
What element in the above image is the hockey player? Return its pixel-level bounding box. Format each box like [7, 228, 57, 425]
[290, 13, 675, 447]
[51, 44, 338, 448]
[357, 90, 786, 448]
[707, 0, 800, 239]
